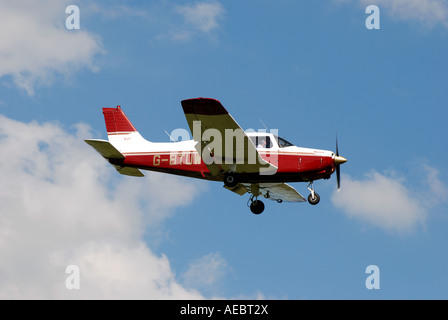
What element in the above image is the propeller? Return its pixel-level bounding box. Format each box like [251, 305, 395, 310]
[334, 135, 347, 190]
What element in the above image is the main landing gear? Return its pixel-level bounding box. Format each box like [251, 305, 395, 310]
[223, 172, 238, 188]
[223, 173, 265, 215]
[248, 195, 265, 215]
[225, 174, 322, 214]
[248, 184, 265, 215]
[307, 181, 320, 205]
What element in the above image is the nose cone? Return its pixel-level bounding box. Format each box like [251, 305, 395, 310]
[334, 155, 347, 165]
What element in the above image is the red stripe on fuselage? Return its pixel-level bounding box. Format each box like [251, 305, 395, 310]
[121, 150, 335, 183]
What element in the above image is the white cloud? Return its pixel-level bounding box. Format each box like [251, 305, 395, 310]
[0, 0, 104, 95]
[0, 114, 207, 299]
[368, 0, 448, 27]
[342, 0, 448, 28]
[331, 170, 430, 233]
[176, 1, 225, 33]
[182, 252, 229, 289]
[157, 1, 225, 41]
[422, 164, 448, 205]
[82, 2, 148, 20]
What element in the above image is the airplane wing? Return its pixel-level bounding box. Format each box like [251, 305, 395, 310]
[181, 98, 277, 176]
[258, 183, 307, 202]
[225, 182, 307, 203]
[85, 139, 144, 177]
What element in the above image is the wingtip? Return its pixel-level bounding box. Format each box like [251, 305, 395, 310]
[181, 97, 228, 115]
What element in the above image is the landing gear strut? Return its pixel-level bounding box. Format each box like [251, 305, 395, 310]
[307, 182, 320, 205]
[248, 184, 265, 214]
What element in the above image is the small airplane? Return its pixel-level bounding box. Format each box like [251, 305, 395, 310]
[85, 98, 347, 214]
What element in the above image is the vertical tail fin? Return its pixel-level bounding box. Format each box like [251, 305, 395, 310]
[103, 106, 137, 134]
[102, 106, 151, 152]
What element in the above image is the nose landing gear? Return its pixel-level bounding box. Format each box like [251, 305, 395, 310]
[307, 182, 320, 205]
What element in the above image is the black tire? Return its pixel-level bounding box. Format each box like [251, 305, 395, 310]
[308, 193, 320, 205]
[250, 200, 265, 215]
[223, 173, 238, 187]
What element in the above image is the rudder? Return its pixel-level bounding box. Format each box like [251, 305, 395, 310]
[103, 106, 137, 134]
[101, 105, 152, 152]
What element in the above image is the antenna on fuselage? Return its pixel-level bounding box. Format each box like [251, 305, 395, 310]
[165, 130, 176, 142]
[259, 118, 269, 132]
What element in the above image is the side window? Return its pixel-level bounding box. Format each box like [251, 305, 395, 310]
[250, 136, 257, 147]
[257, 136, 272, 149]
[265, 136, 272, 148]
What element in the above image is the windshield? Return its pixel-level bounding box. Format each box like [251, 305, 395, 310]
[275, 135, 294, 148]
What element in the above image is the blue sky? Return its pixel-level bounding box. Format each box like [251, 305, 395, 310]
[0, 0, 447, 299]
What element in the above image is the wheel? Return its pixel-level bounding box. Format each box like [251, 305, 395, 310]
[308, 193, 320, 205]
[223, 173, 238, 187]
[250, 200, 265, 215]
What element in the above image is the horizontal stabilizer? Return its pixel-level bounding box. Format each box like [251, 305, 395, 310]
[85, 139, 144, 177]
[85, 139, 124, 159]
[115, 166, 145, 177]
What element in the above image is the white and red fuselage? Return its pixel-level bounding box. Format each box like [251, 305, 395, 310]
[86, 98, 347, 213]
[103, 105, 338, 184]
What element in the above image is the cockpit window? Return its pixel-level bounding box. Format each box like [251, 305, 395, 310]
[250, 136, 273, 149]
[275, 136, 294, 148]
